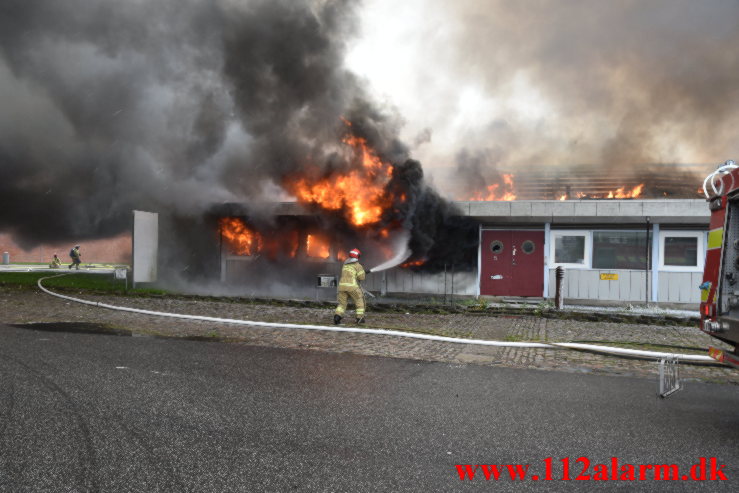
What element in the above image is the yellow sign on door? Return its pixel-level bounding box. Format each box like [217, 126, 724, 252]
[600, 273, 618, 281]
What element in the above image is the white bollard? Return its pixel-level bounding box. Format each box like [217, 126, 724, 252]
[2, 252, 9, 265]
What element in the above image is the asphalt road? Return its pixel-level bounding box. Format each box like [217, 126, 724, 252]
[0, 323, 736, 492]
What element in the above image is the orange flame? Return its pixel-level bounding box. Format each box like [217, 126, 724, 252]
[606, 184, 644, 199]
[220, 217, 300, 258]
[469, 174, 517, 201]
[561, 186, 645, 201]
[306, 234, 330, 259]
[401, 259, 426, 268]
[286, 125, 394, 227]
[219, 217, 262, 256]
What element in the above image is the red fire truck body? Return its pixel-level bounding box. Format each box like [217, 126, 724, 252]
[700, 162, 739, 368]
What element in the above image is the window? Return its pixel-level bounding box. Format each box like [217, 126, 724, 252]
[664, 237, 697, 266]
[659, 231, 704, 271]
[490, 240, 504, 254]
[592, 231, 650, 270]
[550, 231, 589, 268]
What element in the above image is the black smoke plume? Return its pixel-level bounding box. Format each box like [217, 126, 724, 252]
[0, 0, 470, 274]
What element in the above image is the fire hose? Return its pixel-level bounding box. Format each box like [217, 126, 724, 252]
[361, 284, 375, 298]
[36, 275, 716, 363]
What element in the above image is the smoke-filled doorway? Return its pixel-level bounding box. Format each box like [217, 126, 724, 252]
[480, 230, 544, 297]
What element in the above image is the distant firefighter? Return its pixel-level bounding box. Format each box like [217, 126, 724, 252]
[49, 253, 62, 268]
[334, 248, 368, 325]
[68, 245, 81, 270]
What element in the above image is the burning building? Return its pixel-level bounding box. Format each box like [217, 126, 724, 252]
[209, 195, 709, 306]
[192, 115, 711, 306]
[0, 0, 731, 308]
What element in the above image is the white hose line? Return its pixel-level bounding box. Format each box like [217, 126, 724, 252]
[36, 275, 716, 363]
[550, 343, 713, 363]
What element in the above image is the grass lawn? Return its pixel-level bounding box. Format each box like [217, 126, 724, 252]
[0, 272, 167, 296]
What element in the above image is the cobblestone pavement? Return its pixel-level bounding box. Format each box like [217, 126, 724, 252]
[2, 286, 738, 384]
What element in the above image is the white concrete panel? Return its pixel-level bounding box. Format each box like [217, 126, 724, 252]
[583, 270, 598, 299]
[658, 272, 670, 303]
[583, 270, 601, 299]
[376, 269, 477, 296]
[573, 202, 597, 216]
[663, 272, 689, 302]
[133, 210, 158, 283]
[560, 269, 577, 298]
[618, 202, 644, 216]
[536, 268, 701, 304]
[563, 269, 577, 298]
[511, 201, 533, 216]
[578, 270, 592, 299]
[629, 271, 643, 302]
[666, 273, 677, 301]
[670, 273, 682, 302]
[547, 268, 556, 298]
[532, 202, 553, 216]
[550, 201, 576, 216]
[660, 200, 706, 218]
[607, 275, 620, 301]
[677, 273, 692, 302]
[690, 272, 703, 303]
[598, 280, 620, 301]
[470, 201, 511, 217]
[564, 269, 578, 298]
[674, 272, 692, 302]
[595, 202, 620, 216]
[642, 201, 669, 217]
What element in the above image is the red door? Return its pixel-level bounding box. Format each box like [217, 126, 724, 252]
[480, 230, 544, 297]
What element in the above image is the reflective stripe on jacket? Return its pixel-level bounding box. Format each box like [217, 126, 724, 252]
[339, 261, 365, 288]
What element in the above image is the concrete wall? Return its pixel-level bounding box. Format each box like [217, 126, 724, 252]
[222, 256, 478, 298]
[458, 199, 709, 225]
[657, 271, 703, 304]
[548, 268, 650, 302]
[548, 268, 702, 303]
[363, 269, 477, 296]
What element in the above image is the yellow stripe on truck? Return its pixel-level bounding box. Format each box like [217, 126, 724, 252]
[707, 228, 724, 250]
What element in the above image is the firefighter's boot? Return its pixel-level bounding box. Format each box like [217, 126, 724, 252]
[334, 314, 342, 325]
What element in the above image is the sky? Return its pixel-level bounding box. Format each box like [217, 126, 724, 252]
[346, 0, 739, 185]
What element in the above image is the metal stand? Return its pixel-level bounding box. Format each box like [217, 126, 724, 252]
[114, 268, 128, 292]
[658, 357, 681, 398]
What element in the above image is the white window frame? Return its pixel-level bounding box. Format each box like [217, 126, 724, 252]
[550, 230, 591, 269]
[659, 230, 704, 272]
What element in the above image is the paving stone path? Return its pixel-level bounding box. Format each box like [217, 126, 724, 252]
[2, 287, 737, 385]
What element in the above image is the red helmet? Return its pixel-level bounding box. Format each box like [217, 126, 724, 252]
[349, 248, 361, 259]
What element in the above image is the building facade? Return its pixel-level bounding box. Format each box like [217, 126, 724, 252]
[467, 199, 708, 304]
[219, 199, 710, 306]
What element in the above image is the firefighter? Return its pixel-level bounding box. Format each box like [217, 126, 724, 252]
[334, 248, 369, 324]
[69, 245, 81, 270]
[49, 253, 62, 268]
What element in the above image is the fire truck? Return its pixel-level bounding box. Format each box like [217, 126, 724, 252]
[700, 160, 739, 368]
